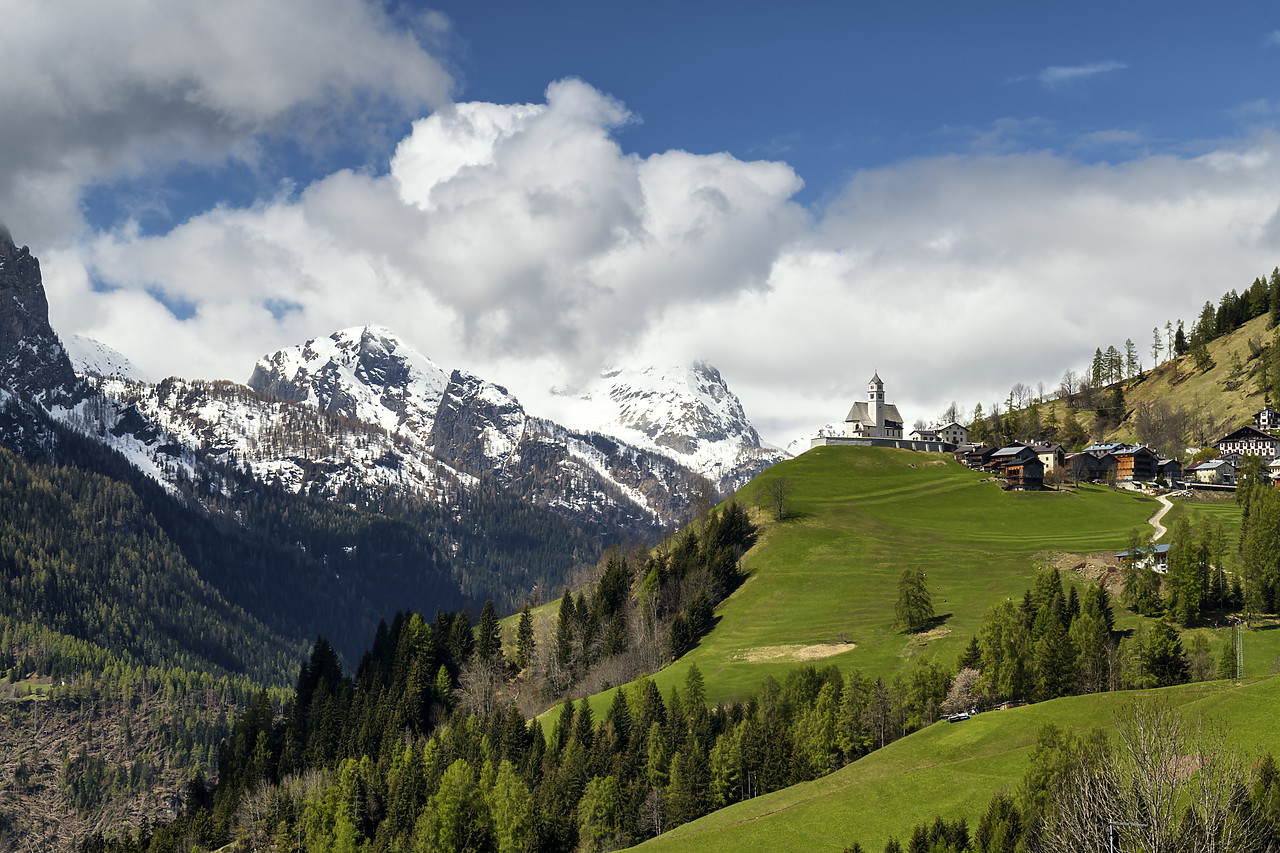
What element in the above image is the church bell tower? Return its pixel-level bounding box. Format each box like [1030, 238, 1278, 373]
[868, 372, 884, 438]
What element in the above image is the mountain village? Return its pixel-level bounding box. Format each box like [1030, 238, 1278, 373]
[812, 370, 1279, 493]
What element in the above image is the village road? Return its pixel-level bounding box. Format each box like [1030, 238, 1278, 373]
[1148, 494, 1173, 540]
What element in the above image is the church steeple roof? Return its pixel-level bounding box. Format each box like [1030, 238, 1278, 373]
[869, 371, 882, 384]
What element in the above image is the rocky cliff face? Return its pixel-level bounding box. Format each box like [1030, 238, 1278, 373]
[431, 370, 527, 475]
[0, 225, 83, 409]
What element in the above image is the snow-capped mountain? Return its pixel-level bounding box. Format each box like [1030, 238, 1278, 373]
[0, 229, 594, 633]
[4, 222, 781, 556]
[249, 326, 449, 441]
[64, 334, 151, 382]
[248, 329, 710, 537]
[566, 363, 789, 493]
[89, 374, 468, 501]
[784, 421, 843, 457]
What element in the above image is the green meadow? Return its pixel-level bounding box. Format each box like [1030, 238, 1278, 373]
[517, 445, 1280, 850]
[637, 676, 1280, 853]
[551, 446, 1160, 724]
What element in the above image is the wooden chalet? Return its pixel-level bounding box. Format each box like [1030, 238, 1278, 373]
[1067, 451, 1117, 482]
[1004, 456, 1044, 490]
[956, 444, 997, 469]
[1111, 445, 1159, 482]
[987, 444, 1037, 471]
[1156, 457, 1183, 483]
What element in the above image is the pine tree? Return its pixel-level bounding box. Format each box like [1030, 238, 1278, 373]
[556, 589, 575, 672]
[1271, 267, 1280, 329]
[1124, 338, 1139, 378]
[1105, 345, 1123, 384]
[475, 600, 503, 666]
[893, 568, 934, 633]
[1143, 616, 1189, 688]
[515, 606, 535, 671]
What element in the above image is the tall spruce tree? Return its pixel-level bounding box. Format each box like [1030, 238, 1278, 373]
[894, 568, 934, 633]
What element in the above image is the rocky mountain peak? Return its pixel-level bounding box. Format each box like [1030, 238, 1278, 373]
[0, 228, 84, 408]
[248, 325, 448, 440]
[565, 360, 785, 492]
[599, 362, 760, 448]
[430, 369, 527, 474]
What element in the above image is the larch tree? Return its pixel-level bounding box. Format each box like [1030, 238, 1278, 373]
[893, 568, 934, 633]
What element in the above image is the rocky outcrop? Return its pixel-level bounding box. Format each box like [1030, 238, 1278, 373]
[0, 226, 84, 408]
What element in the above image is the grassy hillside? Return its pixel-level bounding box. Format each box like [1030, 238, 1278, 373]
[550, 445, 1158, 725]
[1042, 313, 1276, 450]
[639, 676, 1280, 852]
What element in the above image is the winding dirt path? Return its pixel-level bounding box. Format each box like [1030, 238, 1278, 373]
[1149, 493, 1173, 540]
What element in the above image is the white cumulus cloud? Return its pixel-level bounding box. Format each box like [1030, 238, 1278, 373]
[53, 80, 808, 394]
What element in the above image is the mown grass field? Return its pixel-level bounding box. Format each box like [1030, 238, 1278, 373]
[547, 446, 1161, 725]
[638, 676, 1280, 853]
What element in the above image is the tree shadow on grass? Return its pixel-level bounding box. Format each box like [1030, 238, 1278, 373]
[774, 510, 814, 522]
[906, 612, 952, 634]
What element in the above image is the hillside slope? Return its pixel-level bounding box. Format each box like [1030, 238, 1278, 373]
[640, 676, 1280, 852]
[654, 446, 1154, 702]
[1033, 313, 1277, 454]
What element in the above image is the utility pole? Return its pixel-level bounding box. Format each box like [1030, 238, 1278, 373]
[1237, 617, 1244, 680]
[1109, 819, 1147, 853]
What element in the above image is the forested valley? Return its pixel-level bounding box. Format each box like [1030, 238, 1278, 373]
[77, 493, 1260, 853]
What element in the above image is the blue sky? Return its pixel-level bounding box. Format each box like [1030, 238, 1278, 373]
[80, 3, 1280, 227]
[435, 2, 1277, 188]
[6, 1, 1280, 443]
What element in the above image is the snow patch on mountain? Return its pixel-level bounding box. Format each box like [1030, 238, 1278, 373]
[64, 335, 150, 382]
[88, 376, 469, 501]
[249, 326, 449, 441]
[560, 362, 788, 492]
[784, 421, 844, 457]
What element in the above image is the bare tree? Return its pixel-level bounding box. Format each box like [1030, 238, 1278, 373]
[638, 788, 665, 838]
[1042, 700, 1271, 853]
[756, 477, 796, 521]
[1011, 382, 1032, 410]
[456, 657, 505, 717]
[1141, 397, 1187, 458]
[940, 401, 961, 424]
[1059, 369, 1080, 400]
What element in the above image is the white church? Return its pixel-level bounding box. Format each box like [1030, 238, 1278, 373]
[808, 373, 964, 452]
[844, 372, 904, 439]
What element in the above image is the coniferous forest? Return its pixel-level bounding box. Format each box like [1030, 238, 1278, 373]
[74, 495, 1252, 853]
[0, 404, 600, 684]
